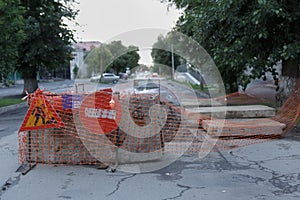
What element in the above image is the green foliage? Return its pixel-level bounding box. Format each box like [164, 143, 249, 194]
[165, 0, 300, 93]
[86, 41, 140, 76]
[107, 41, 140, 74]
[16, 0, 78, 92]
[0, 98, 23, 107]
[0, 0, 25, 82]
[86, 44, 113, 76]
[107, 41, 127, 58]
[151, 33, 181, 70]
[73, 64, 79, 78]
[2, 80, 15, 87]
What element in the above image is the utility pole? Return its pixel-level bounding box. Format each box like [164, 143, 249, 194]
[171, 44, 175, 80]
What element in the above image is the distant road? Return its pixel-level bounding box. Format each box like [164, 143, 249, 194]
[0, 80, 75, 98]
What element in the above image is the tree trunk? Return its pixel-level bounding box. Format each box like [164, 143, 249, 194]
[276, 58, 300, 107]
[23, 72, 38, 96]
[282, 58, 300, 78]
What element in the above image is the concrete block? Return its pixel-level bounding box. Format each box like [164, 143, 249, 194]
[202, 118, 286, 137]
[186, 105, 276, 119]
[181, 99, 224, 108]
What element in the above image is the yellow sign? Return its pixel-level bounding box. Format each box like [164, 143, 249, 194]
[19, 96, 64, 131]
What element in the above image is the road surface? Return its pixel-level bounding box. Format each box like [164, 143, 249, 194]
[0, 107, 27, 139]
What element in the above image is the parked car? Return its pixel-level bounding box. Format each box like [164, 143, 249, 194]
[151, 73, 158, 78]
[90, 74, 101, 82]
[133, 79, 179, 105]
[90, 73, 119, 84]
[134, 82, 159, 94]
[118, 72, 128, 80]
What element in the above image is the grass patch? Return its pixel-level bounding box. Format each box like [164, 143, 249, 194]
[173, 80, 209, 93]
[0, 98, 23, 108]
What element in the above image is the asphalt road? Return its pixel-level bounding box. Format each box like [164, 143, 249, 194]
[0, 128, 300, 200]
[0, 80, 75, 98]
[0, 106, 27, 139]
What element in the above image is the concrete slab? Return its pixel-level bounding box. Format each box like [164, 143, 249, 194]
[186, 105, 276, 118]
[181, 99, 225, 108]
[202, 118, 286, 137]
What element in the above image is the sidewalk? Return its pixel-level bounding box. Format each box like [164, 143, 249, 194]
[0, 79, 75, 99]
[0, 79, 74, 114]
[166, 80, 210, 98]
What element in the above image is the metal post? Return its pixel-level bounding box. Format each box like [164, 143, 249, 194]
[171, 44, 175, 80]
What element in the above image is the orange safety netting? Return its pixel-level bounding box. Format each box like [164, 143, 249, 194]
[18, 78, 300, 166]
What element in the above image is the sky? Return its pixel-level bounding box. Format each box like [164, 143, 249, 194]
[70, 0, 181, 65]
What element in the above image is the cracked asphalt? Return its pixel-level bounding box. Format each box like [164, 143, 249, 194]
[0, 125, 299, 199]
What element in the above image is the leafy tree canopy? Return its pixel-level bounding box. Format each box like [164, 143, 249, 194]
[151, 33, 181, 71]
[17, 0, 78, 93]
[86, 40, 140, 76]
[0, 0, 25, 83]
[107, 41, 140, 74]
[86, 44, 113, 76]
[164, 0, 300, 92]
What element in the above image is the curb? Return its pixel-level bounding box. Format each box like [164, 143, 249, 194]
[0, 102, 28, 115]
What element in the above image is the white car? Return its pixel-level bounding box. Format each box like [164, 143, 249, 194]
[133, 79, 179, 105]
[134, 82, 159, 94]
[90, 73, 119, 84]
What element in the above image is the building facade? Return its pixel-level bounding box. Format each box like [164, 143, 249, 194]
[70, 41, 101, 79]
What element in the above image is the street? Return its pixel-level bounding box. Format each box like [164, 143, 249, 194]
[0, 80, 299, 199]
[0, 114, 300, 199]
[1, 0, 300, 198]
[0, 107, 27, 139]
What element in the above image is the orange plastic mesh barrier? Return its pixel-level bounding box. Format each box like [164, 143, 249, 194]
[272, 78, 300, 134]
[18, 88, 193, 165]
[18, 79, 300, 166]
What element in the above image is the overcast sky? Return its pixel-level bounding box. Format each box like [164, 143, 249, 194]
[72, 0, 180, 42]
[70, 0, 180, 64]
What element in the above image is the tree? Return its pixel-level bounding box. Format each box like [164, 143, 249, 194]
[73, 63, 79, 78]
[0, 0, 25, 84]
[17, 0, 78, 94]
[86, 41, 140, 76]
[85, 44, 113, 76]
[151, 34, 181, 73]
[164, 0, 300, 94]
[126, 45, 140, 67]
[107, 41, 127, 58]
[107, 41, 140, 74]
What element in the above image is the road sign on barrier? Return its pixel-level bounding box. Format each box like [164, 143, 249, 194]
[19, 95, 64, 131]
[79, 89, 122, 135]
[62, 94, 83, 110]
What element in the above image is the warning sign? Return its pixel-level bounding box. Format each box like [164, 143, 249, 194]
[84, 108, 116, 119]
[79, 89, 122, 134]
[62, 94, 83, 110]
[19, 95, 64, 132]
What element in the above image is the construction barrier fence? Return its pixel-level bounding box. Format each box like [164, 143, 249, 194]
[18, 78, 300, 169]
